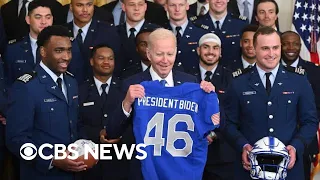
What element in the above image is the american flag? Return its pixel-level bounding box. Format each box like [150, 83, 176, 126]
[292, 0, 320, 64]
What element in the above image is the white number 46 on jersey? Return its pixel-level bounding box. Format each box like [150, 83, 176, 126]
[143, 112, 194, 157]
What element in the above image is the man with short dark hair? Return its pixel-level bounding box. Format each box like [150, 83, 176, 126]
[229, 24, 259, 71]
[281, 31, 320, 180]
[224, 26, 318, 179]
[78, 44, 129, 180]
[4, 0, 53, 85]
[6, 25, 85, 180]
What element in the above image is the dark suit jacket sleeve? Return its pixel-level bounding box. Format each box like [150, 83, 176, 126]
[0, 15, 6, 55]
[290, 76, 318, 154]
[6, 82, 53, 174]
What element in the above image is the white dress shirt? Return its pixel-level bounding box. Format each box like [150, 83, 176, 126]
[94, 76, 112, 95]
[196, 2, 209, 16]
[18, 0, 32, 16]
[170, 20, 188, 37]
[209, 13, 227, 29]
[199, 64, 217, 81]
[29, 34, 37, 64]
[241, 56, 255, 69]
[73, 19, 92, 42]
[281, 58, 299, 68]
[236, 0, 254, 22]
[256, 63, 279, 88]
[126, 19, 145, 37]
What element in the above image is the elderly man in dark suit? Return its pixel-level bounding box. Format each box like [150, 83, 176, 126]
[105, 28, 215, 180]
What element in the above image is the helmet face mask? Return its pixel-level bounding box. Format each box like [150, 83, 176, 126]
[249, 137, 290, 180]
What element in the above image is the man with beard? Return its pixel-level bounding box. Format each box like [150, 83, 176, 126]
[188, 33, 234, 180]
[194, 0, 248, 67]
[229, 24, 258, 71]
[121, 28, 153, 79]
[6, 25, 85, 180]
[4, 0, 53, 85]
[77, 44, 129, 180]
[281, 31, 320, 180]
[164, 0, 207, 72]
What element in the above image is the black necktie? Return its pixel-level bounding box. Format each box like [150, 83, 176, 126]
[129, 28, 136, 39]
[19, 0, 28, 24]
[36, 47, 41, 65]
[215, 21, 221, 33]
[120, 10, 125, 25]
[57, 78, 63, 91]
[204, 71, 212, 82]
[76, 28, 83, 46]
[101, 83, 108, 104]
[265, 72, 272, 95]
[176, 26, 182, 44]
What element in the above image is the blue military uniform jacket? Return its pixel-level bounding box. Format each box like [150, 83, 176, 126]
[6, 65, 79, 180]
[188, 63, 235, 164]
[4, 36, 40, 85]
[224, 64, 318, 179]
[165, 21, 207, 72]
[64, 18, 121, 83]
[194, 13, 248, 67]
[116, 21, 159, 74]
[78, 77, 131, 180]
[0, 56, 7, 176]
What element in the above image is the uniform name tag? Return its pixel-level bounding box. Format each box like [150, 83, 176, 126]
[15, 60, 27, 63]
[243, 91, 256, 95]
[44, 98, 57, 103]
[83, 102, 94, 106]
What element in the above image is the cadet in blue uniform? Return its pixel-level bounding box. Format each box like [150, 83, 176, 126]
[255, 0, 279, 30]
[194, 0, 248, 67]
[77, 44, 130, 180]
[6, 26, 86, 180]
[281, 31, 320, 180]
[223, 27, 318, 179]
[64, 0, 121, 84]
[3, 0, 53, 85]
[164, 0, 207, 73]
[121, 28, 154, 79]
[229, 24, 258, 71]
[116, 0, 159, 74]
[188, 33, 234, 180]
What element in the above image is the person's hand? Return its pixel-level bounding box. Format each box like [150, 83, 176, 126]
[52, 150, 87, 172]
[99, 129, 121, 144]
[286, 145, 296, 169]
[242, 144, 253, 171]
[206, 131, 217, 144]
[200, 81, 215, 93]
[0, 115, 6, 125]
[123, 84, 145, 112]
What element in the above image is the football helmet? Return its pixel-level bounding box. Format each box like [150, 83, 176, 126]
[248, 136, 290, 180]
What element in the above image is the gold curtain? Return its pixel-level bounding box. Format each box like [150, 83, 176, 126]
[0, 0, 114, 7]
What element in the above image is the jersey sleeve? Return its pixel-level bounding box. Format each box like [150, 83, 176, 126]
[196, 92, 220, 138]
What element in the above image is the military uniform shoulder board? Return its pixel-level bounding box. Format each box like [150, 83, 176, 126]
[285, 66, 305, 75]
[17, 72, 36, 83]
[66, 71, 74, 77]
[238, 15, 247, 21]
[189, 16, 198, 22]
[8, 39, 17, 44]
[200, 24, 209, 30]
[232, 67, 251, 78]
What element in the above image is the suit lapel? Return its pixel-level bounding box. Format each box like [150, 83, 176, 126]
[83, 19, 97, 50]
[87, 78, 103, 109]
[64, 74, 76, 106]
[37, 66, 68, 103]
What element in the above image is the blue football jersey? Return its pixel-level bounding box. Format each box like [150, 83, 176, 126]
[133, 81, 220, 180]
